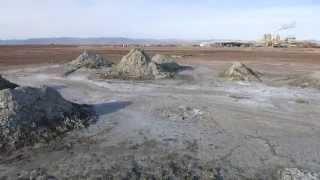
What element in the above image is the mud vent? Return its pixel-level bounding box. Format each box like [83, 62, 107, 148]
[278, 168, 320, 180]
[288, 71, 320, 89]
[0, 86, 94, 152]
[150, 54, 183, 79]
[221, 62, 262, 82]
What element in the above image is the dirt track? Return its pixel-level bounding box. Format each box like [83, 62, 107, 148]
[0, 46, 320, 179]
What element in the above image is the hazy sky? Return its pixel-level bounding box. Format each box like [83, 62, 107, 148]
[0, 0, 318, 40]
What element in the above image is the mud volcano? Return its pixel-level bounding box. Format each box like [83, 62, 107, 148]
[114, 48, 153, 79]
[0, 75, 18, 90]
[0, 86, 94, 152]
[103, 48, 182, 80]
[221, 62, 262, 82]
[64, 51, 112, 76]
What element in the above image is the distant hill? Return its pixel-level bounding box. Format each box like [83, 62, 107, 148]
[0, 37, 190, 45]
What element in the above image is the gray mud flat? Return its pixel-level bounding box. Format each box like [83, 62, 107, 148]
[1, 64, 320, 179]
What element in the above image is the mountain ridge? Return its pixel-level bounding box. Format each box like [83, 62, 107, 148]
[0, 37, 195, 45]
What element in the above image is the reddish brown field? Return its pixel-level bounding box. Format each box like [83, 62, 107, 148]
[0, 45, 320, 70]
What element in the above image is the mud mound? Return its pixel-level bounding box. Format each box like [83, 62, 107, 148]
[221, 62, 262, 82]
[0, 86, 93, 152]
[0, 75, 18, 90]
[114, 48, 153, 79]
[288, 71, 320, 89]
[150, 54, 183, 79]
[101, 49, 183, 80]
[64, 51, 111, 76]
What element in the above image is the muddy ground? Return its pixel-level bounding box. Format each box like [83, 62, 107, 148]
[0, 46, 320, 179]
